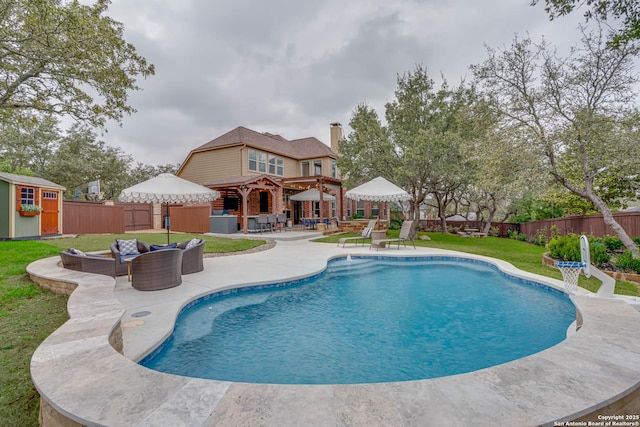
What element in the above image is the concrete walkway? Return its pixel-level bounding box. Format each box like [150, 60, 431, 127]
[28, 237, 640, 426]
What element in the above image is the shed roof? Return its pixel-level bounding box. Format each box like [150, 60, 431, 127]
[191, 126, 336, 160]
[0, 172, 65, 190]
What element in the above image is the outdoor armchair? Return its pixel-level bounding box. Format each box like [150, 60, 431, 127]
[177, 238, 205, 274]
[110, 239, 151, 276]
[130, 249, 183, 291]
[60, 250, 117, 278]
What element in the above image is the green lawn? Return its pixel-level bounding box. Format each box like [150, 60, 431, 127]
[0, 233, 265, 427]
[314, 231, 639, 296]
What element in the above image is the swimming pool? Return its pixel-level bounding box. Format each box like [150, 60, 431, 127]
[142, 256, 575, 384]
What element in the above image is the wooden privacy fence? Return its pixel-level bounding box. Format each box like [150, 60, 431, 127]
[63, 201, 125, 234]
[63, 201, 153, 234]
[169, 205, 211, 233]
[419, 220, 518, 238]
[519, 212, 640, 240]
[114, 202, 153, 231]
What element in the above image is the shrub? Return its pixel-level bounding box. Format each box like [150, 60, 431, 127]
[590, 238, 610, 266]
[615, 251, 640, 273]
[351, 213, 364, 219]
[517, 233, 527, 242]
[603, 235, 624, 251]
[548, 234, 610, 266]
[389, 217, 402, 230]
[507, 229, 518, 239]
[549, 234, 580, 261]
[532, 227, 547, 247]
[633, 236, 640, 245]
[488, 226, 500, 237]
[550, 224, 559, 241]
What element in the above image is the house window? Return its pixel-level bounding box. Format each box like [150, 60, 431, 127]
[301, 161, 310, 177]
[21, 187, 35, 205]
[268, 155, 284, 176]
[356, 200, 365, 217]
[43, 191, 57, 199]
[314, 201, 320, 217]
[372, 201, 380, 217]
[248, 149, 267, 173]
[331, 200, 336, 218]
[248, 149, 256, 171]
[347, 202, 351, 218]
[313, 159, 322, 175]
[331, 161, 337, 178]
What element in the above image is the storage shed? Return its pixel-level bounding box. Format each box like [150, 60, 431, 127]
[0, 172, 65, 239]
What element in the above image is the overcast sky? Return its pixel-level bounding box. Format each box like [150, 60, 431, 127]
[101, 0, 587, 166]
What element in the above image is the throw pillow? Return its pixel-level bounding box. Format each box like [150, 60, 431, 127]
[67, 248, 86, 256]
[117, 238, 140, 256]
[185, 238, 200, 249]
[150, 243, 178, 251]
[362, 227, 373, 238]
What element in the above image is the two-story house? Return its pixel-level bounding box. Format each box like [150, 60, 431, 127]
[177, 124, 345, 233]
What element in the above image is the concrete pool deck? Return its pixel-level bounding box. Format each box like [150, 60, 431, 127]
[28, 235, 640, 426]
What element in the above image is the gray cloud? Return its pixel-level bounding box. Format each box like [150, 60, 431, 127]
[102, 0, 591, 166]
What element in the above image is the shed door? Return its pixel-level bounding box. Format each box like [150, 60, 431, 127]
[41, 191, 59, 235]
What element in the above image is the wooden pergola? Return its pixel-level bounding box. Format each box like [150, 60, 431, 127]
[205, 175, 283, 234]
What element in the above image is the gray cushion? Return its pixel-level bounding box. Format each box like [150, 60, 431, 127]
[117, 238, 140, 256]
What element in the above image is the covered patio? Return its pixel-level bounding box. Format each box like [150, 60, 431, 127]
[204, 175, 282, 234]
[205, 175, 343, 233]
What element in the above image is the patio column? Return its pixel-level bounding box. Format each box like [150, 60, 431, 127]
[239, 186, 250, 234]
[318, 178, 324, 223]
[269, 187, 278, 213]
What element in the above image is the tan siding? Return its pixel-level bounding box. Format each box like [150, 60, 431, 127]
[179, 147, 241, 184]
[283, 157, 298, 177]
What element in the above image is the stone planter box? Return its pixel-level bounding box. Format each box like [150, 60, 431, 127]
[542, 252, 640, 284]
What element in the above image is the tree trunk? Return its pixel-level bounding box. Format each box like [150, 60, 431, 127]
[482, 193, 496, 234]
[409, 199, 421, 238]
[482, 207, 496, 234]
[590, 193, 640, 258]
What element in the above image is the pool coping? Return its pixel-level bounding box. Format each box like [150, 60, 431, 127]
[28, 241, 640, 426]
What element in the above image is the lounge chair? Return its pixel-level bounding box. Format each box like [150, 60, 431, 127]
[131, 249, 183, 291]
[110, 239, 151, 276]
[370, 220, 416, 250]
[338, 219, 377, 248]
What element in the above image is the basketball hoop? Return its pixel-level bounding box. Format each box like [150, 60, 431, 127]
[556, 261, 585, 293]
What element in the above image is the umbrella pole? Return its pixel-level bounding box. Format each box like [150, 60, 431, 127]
[166, 203, 170, 245]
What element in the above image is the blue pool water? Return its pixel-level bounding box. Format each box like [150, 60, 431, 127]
[142, 257, 575, 384]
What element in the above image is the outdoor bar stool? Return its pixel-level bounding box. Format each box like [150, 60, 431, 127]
[257, 214, 269, 232]
[276, 213, 287, 232]
[267, 214, 277, 232]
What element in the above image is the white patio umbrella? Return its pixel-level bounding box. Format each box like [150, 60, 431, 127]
[289, 188, 336, 202]
[345, 176, 410, 202]
[345, 176, 410, 221]
[119, 173, 220, 243]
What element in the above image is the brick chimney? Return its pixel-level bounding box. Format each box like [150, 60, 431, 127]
[330, 122, 342, 154]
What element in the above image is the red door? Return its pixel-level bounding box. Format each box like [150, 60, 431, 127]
[41, 191, 60, 235]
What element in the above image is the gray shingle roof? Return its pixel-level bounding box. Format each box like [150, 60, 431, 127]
[0, 172, 65, 190]
[192, 126, 336, 160]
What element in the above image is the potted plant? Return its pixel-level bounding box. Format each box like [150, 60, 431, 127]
[19, 204, 41, 216]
